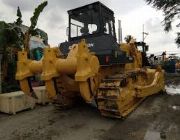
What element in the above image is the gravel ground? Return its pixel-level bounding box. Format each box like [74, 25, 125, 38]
[0, 74, 180, 140]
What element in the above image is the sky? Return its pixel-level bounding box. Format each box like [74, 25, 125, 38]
[0, 0, 180, 54]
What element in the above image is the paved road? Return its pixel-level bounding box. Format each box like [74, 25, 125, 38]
[0, 93, 180, 140]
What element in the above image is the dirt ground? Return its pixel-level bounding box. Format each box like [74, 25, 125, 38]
[0, 76, 180, 140]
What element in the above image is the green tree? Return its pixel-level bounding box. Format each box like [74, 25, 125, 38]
[0, 6, 23, 51]
[0, 1, 48, 53]
[0, 1, 48, 92]
[0, 7, 23, 91]
[145, 0, 180, 47]
[24, 1, 48, 51]
[16, 6, 23, 26]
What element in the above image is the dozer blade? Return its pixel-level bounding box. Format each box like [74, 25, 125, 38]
[96, 69, 165, 118]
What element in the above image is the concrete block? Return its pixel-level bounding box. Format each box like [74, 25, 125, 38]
[0, 91, 35, 114]
[33, 86, 50, 105]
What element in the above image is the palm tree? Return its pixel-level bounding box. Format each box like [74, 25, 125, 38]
[24, 1, 48, 53]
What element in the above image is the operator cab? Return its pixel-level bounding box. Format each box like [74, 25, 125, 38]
[60, 1, 132, 65]
[68, 2, 116, 41]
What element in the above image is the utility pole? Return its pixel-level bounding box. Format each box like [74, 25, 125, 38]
[142, 24, 149, 42]
[142, 24, 149, 53]
[143, 24, 144, 42]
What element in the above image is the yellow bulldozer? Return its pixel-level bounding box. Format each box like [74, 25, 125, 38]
[16, 2, 165, 118]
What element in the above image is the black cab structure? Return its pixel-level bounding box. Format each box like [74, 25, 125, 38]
[60, 1, 133, 65]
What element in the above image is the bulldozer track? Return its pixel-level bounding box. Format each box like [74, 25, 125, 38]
[96, 71, 145, 118]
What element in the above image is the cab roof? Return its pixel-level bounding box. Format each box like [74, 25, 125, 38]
[68, 1, 114, 16]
